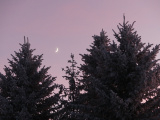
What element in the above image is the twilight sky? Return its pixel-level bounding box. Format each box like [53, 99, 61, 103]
[0, 0, 160, 84]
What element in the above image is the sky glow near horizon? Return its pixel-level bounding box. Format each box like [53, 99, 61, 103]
[0, 0, 160, 85]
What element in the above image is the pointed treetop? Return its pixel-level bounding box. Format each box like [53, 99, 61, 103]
[24, 36, 30, 45]
[123, 13, 125, 24]
[27, 37, 29, 43]
[24, 36, 26, 44]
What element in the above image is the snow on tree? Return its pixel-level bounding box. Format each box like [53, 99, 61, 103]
[0, 37, 62, 120]
[68, 16, 160, 119]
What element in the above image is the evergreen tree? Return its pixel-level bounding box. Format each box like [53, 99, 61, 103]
[0, 37, 62, 120]
[72, 16, 160, 119]
[58, 54, 81, 120]
[62, 54, 80, 103]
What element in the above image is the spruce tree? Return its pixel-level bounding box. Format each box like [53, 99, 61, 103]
[72, 16, 160, 119]
[0, 37, 62, 120]
[62, 54, 80, 102]
[58, 54, 81, 120]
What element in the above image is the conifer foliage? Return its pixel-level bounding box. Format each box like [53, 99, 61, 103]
[1, 16, 160, 120]
[62, 54, 80, 103]
[58, 54, 81, 120]
[68, 16, 160, 119]
[0, 38, 62, 120]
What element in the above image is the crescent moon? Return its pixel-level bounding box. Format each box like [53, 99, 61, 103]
[55, 48, 59, 53]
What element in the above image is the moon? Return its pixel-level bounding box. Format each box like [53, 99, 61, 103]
[55, 48, 59, 53]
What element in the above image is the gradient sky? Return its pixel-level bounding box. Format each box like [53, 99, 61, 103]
[0, 0, 160, 85]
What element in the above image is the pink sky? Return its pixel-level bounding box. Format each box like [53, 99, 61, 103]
[0, 0, 160, 85]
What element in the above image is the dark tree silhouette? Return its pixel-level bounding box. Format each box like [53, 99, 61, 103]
[1, 16, 160, 120]
[62, 54, 80, 103]
[57, 54, 81, 120]
[67, 16, 160, 120]
[0, 38, 62, 120]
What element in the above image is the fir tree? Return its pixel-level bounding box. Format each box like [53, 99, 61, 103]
[72, 16, 160, 119]
[0, 37, 62, 120]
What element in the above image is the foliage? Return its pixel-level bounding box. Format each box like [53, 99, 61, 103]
[1, 16, 160, 120]
[65, 16, 160, 120]
[0, 38, 62, 120]
[57, 54, 81, 120]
